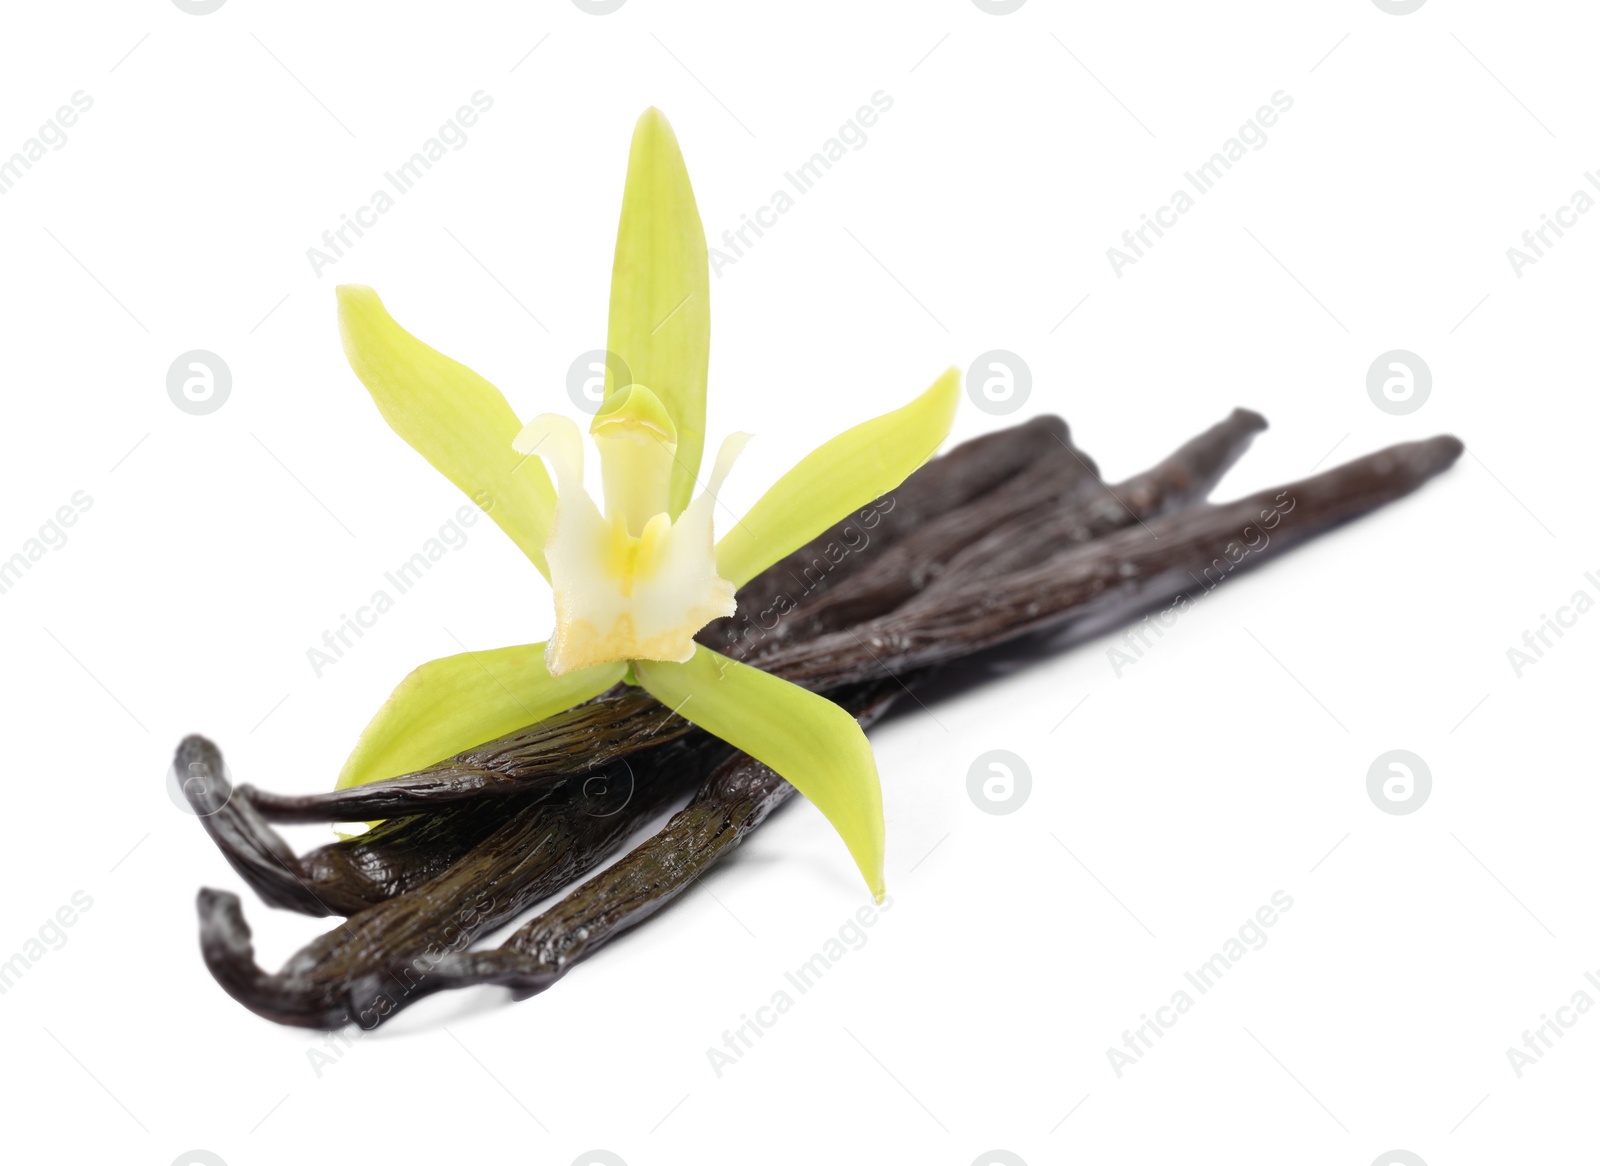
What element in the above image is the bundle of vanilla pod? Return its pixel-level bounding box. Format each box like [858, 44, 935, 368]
[180, 410, 1462, 1029]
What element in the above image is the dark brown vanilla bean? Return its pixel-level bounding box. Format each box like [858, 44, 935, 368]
[191, 429, 1463, 1027]
[292, 794, 551, 918]
[188, 764, 552, 919]
[1109, 407, 1269, 519]
[239, 688, 687, 825]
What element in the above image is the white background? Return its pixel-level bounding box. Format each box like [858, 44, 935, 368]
[0, 2, 1594, 1164]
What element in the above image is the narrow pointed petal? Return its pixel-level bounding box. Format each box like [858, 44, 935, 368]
[701, 429, 752, 496]
[634, 646, 885, 900]
[513, 413, 586, 491]
[606, 108, 709, 517]
[338, 285, 558, 578]
[335, 645, 625, 790]
[715, 367, 961, 588]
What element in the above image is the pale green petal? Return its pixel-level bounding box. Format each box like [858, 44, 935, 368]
[634, 646, 885, 900]
[606, 108, 709, 518]
[335, 645, 625, 790]
[715, 367, 961, 588]
[338, 284, 558, 578]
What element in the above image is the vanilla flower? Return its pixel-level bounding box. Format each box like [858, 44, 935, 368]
[332, 109, 957, 899]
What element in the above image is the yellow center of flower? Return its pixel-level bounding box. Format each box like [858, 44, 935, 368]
[513, 385, 747, 676]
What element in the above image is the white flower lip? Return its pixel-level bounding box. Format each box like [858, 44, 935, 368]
[514, 398, 750, 676]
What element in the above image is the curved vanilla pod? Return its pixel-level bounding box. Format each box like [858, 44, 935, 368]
[177, 735, 346, 917]
[240, 688, 687, 824]
[182, 734, 628, 918]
